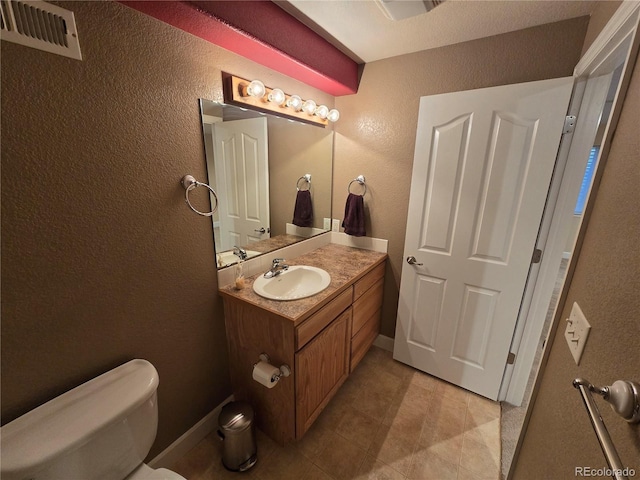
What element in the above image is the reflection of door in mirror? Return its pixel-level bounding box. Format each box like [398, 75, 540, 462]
[212, 118, 270, 251]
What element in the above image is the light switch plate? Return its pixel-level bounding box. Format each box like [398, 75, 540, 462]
[332, 219, 340, 232]
[323, 218, 331, 230]
[564, 302, 591, 365]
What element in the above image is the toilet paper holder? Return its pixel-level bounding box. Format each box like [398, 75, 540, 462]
[254, 353, 291, 383]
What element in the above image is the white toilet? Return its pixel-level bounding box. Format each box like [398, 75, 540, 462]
[0, 359, 186, 480]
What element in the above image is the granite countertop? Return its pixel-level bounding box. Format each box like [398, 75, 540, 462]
[219, 243, 387, 325]
[246, 234, 306, 254]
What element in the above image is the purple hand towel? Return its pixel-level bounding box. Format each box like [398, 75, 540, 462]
[292, 189, 313, 227]
[342, 193, 366, 236]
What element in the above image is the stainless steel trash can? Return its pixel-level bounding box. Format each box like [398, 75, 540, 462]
[217, 401, 257, 471]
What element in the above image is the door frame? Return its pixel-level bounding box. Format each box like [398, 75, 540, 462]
[500, 0, 640, 405]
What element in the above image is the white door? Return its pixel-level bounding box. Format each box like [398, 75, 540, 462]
[213, 118, 270, 251]
[393, 77, 574, 400]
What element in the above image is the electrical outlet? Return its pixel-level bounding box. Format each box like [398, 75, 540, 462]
[323, 218, 331, 230]
[332, 219, 340, 232]
[564, 302, 591, 365]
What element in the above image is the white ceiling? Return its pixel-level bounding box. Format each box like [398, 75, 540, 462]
[280, 0, 599, 63]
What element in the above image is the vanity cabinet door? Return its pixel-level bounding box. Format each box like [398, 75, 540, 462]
[295, 308, 352, 438]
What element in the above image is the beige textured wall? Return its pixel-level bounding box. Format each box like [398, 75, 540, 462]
[333, 17, 590, 337]
[0, 1, 332, 457]
[513, 5, 640, 477]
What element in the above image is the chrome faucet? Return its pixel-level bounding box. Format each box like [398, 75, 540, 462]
[264, 258, 288, 278]
[233, 245, 247, 260]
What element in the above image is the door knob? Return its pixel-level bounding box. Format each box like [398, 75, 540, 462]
[407, 256, 423, 266]
[255, 227, 266, 234]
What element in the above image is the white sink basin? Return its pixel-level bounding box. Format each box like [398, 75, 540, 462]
[217, 250, 261, 267]
[253, 266, 331, 301]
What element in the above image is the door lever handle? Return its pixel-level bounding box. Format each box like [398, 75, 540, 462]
[255, 227, 266, 234]
[407, 256, 423, 266]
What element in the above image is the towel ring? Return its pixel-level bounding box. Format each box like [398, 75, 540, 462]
[181, 175, 218, 217]
[296, 174, 311, 191]
[348, 175, 367, 196]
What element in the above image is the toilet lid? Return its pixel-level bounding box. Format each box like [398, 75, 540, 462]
[149, 468, 187, 480]
[125, 465, 187, 480]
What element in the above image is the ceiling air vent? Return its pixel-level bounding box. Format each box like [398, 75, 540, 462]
[375, 0, 446, 21]
[0, 0, 81, 60]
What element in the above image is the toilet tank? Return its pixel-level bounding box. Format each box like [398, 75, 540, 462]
[1, 359, 160, 480]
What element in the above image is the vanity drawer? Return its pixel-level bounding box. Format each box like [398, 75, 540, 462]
[353, 262, 385, 301]
[296, 287, 353, 350]
[352, 277, 384, 337]
[350, 311, 380, 372]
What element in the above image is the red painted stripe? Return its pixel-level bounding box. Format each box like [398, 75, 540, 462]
[119, 1, 359, 96]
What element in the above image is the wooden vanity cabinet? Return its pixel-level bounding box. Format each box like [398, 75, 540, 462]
[351, 262, 385, 371]
[295, 307, 351, 438]
[222, 300, 297, 444]
[221, 258, 386, 444]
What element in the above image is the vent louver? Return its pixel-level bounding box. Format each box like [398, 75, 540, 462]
[0, 0, 81, 60]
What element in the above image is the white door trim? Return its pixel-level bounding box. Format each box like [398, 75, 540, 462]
[501, 0, 640, 406]
[574, 1, 640, 76]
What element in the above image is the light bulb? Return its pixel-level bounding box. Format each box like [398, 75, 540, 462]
[286, 95, 302, 111]
[268, 88, 286, 106]
[246, 80, 265, 98]
[302, 99, 317, 116]
[315, 105, 329, 119]
[327, 109, 340, 122]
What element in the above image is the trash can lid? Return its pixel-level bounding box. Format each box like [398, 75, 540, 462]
[218, 401, 254, 432]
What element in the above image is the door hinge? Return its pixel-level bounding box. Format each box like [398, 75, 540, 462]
[563, 115, 577, 134]
[507, 352, 516, 365]
[532, 248, 543, 264]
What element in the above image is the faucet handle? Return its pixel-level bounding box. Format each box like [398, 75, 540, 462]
[272, 258, 285, 265]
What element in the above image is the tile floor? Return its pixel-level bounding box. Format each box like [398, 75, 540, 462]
[171, 346, 501, 480]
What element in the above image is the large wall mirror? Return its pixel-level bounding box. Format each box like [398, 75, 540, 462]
[199, 99, 333, 269]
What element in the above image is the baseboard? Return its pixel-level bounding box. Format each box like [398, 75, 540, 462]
[149, 394, 234, 469]
[373, 334, 394, 352]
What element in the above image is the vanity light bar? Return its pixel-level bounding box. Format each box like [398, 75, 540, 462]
[222, 73, 339, 127]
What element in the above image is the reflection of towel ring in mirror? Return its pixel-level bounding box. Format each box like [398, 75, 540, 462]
[296, 174, 312, 191]
[181, 175, 218, 217]
[347, 175, 367, 196]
